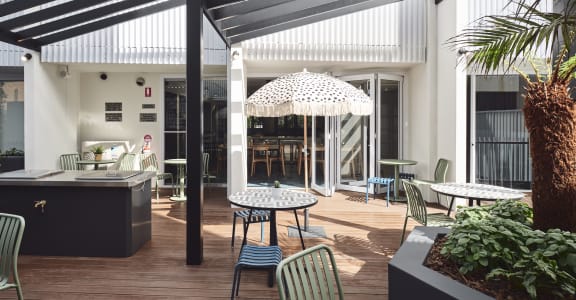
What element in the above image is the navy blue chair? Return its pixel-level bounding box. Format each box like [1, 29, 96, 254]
[231, 245, 282, 299]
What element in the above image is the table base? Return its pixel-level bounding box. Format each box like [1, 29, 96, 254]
[169, 196, 187, 202]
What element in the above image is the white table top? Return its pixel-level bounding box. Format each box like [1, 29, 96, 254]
[164, 159, 186, 165]
[228, 189, 317, 211]
[430, 182, 524, 200]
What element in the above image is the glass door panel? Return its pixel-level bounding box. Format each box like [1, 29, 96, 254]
[164, 78, 187, 182]
[311, 116, 331, 196]
[336, 75, 374, 193]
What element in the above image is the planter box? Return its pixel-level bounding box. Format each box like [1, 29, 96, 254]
[0, 156, 24, 172]
[388, 226, 494, 300]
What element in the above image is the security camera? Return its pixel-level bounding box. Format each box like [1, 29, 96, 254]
[136, 77, 145, 86]
[100, 73, 108, 80]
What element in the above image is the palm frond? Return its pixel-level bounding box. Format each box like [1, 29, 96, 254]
[446, 1, 576, 75]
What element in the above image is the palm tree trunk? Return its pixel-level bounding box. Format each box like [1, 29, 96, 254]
[523, 79, 576, 232]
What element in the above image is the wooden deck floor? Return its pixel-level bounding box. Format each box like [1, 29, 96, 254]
[0, 188, 449, 300]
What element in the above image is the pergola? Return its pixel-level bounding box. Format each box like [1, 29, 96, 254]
[0, 0, 401, 265]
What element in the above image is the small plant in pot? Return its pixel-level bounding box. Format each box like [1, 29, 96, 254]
[272, 180, 281, 198]
[92, 146, 104, 161]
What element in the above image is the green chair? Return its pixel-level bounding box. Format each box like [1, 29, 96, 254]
[0, 213, 25, 300]
[118, 153, 137, 171]
[202, 153, 216, 183]
[412, 158, 449, 204]
[141, 153, 175, 202]
[401, 180, 455, 244]
[59, 153, 81, 170]
[276, 244, 344, 300]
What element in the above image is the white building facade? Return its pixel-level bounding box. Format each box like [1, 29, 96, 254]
[0, 0, 546, 204]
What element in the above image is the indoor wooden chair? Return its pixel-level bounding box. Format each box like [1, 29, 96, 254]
[276, 244, 344, 300]
[401, 180, 455, 244]
[251, 145, 270, 177]
[269, 143, 286, 176]
[0, 213, 25, 300]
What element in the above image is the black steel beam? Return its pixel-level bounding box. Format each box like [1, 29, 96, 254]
[220, 0, 335, 30]
[227, 0, 401, 44]
[205, 0, 245, 10]
[17, 0, 159, 40]
[0, 0, 111, 30]
[0, 29, 41, 51]
[210, 0, 295, 21]
[0, 0, 54, 18]
[36, 0, 186, 46]
[186, 0, 205, 265]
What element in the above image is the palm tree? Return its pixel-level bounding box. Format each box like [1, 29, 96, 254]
[447, 0, 576, 232]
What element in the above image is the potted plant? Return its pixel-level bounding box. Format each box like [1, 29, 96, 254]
[92, 146, 104, 161]
[272, 180, 281, 198]
[0, 148, 24, 172]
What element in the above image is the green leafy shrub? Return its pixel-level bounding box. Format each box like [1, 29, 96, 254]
[441, 200, 575, 299]
[0, 148, 24, 156]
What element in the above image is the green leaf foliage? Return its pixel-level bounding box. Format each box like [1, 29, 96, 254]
[442, 201, 576, 299]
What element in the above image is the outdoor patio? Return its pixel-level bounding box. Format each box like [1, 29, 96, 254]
[0, 188, 459, 300]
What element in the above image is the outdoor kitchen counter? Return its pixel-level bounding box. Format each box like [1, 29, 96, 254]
[0, 170, 154, 257]
[0, 170, 155, 187]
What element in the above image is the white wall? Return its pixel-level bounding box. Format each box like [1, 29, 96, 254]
[24, 53, 80, 169]
[435, 0, 468, 205]
[78, 72, 163, 159]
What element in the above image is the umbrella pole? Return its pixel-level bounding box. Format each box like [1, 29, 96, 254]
[304, 115, 309, 231]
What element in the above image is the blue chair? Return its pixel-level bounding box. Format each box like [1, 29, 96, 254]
[231, 245, 282, 299]
[366, 177, 394, 206]
[231, 209, 270, 248]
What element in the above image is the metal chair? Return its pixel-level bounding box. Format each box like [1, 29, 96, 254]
[202, 153, 216, 183]
[366, 177, 394, 206]
[59, 153, 81, 170]
[401, 180, 455, 244]
[412, 158, 449, 204]
[231, 209, 270, 248]
[118, 153, 137, 171]
[231, 245, 282, 299]
[276, 244, 344, 300]
[0, 213, 25, 300]
[141, 153, 175, 202]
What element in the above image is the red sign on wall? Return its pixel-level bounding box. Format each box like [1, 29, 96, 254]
[145, 87, 152, 97]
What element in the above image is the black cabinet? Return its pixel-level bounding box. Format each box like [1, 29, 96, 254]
[0, 180, 151, 257]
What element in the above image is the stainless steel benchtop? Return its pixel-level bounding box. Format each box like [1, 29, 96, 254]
[0, 170, 155, 187]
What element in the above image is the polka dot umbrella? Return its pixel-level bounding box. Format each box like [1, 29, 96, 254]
[246, 70, 373, 192]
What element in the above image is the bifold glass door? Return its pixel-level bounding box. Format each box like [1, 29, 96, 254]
[335, 75, 374, 193]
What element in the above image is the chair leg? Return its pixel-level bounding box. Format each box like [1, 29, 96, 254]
[260, 221, 265, 243]
[231, 266, 241, 299]
[386, 182, 392, 207]
[400, 216, 409, 245]
[231, 214, 238, 248]
[155, 179, 160, 203]
[365, 183, 370, 204]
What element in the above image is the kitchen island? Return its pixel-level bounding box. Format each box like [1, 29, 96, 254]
[0, 170, 154, 257]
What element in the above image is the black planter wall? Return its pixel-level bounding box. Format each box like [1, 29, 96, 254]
[388, 226, 494, 300]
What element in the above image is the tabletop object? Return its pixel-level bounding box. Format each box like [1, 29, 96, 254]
[165, 159, 187, 201]
[430, 182, 525, 216]
[228, 189, 317, 249]
[378, 159, 417, 201]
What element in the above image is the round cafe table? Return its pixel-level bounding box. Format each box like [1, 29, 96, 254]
[431, 182, 525, 216]
[76, 159, 116, 170]
[165, 159, 187, 201]
[378, 159, 417, 201]
[228, 189, 317, 250]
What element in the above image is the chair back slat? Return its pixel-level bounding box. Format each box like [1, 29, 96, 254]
[403, 180, 428, 225]
[118, 153, 137, 171]
[0, 213, 25, 295]
[59, 153, 81, 170]
[434, 158, 449, 183]
[141, 153, 159, 172]
[277, 244, 343, 300]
